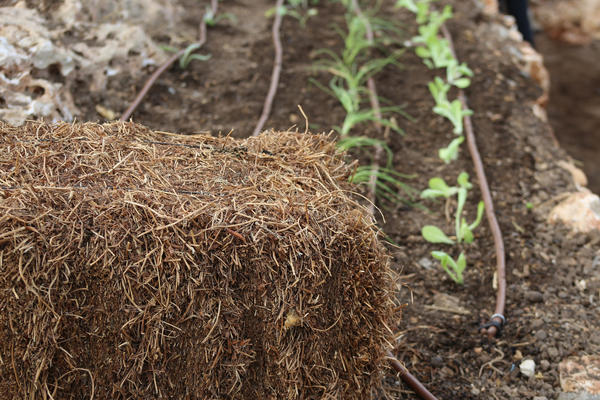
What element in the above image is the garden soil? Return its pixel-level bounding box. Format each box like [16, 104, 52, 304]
[1, 0, 599, 399]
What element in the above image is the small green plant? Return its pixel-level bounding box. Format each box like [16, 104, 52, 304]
[438, 135, 464, 164]
[266, 0, 319, 26]
[203, 6, 237, 27]
[350, 165, 417, 204]
[428, 76, 450, 104]
[312, 3, 413, 205]
[432, 250, 466, 284]
[421, 172, 484, 243]
[446, 60, 473, 88]
[313, 14, 405, 136]
[421, 172, 484, 283]
[433, 99, 472, 135]
[161, 44, 211, 69]
[179, 43, 211, 68]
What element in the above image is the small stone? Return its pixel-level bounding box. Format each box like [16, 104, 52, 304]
[547, 347, 559, 359]
[532, 318, 544, 329]
[549, 190, 600, 233]
[418, 257, 433, 270]
[533, 397, 548, 400]
[520, 359, 536, 378]
[431, 355, 443, 368]
[535, 330, 548, 341]
[540, 359, 550, 370]
[526, 290, 544, 302]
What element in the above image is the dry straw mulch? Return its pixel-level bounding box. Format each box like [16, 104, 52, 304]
[0, 121, 397, 399]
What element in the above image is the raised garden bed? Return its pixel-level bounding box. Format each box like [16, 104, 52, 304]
[1, 0, 599, 398]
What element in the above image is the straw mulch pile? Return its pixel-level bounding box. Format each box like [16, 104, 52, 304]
[0, 121, 398, 399]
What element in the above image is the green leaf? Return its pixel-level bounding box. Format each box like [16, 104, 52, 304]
[453, 78, 471, 89]
[395, 0, 418, 13]
[422, 225, 455, 244]
[415, 46, 431, 59]
[438, 136, 464, 164]
[457, 171, 472, 189]
[468, 201, 485, 231]
[420, 177, 458, 199]
[431, 250, 464, 284]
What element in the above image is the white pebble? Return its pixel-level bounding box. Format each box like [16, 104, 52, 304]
[520, 359, 536, 377]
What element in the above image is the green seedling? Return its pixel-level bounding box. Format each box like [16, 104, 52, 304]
[455, 191, 485, 244]
[203, 6, 237, 27]
[438, 135, 464, 163]
[337, 136, 393, 166]
[395, 0, 419, 13]
[350, 166, 417, 204]
[422, 225, 454, 244]
[446, 60, 473, 88]
[421, 176, 459, 199]
[161, 44, 211, 69]
[266, 0, 318, 27]
[433, 98, 472, 134]
[432, 251, 466, 284]
[179, 43, 211, 68]
[428, 76, 450, 104]
[313, 13, 405, 136]
[421, 172, 484, 244]
[417, 37, 454, 69]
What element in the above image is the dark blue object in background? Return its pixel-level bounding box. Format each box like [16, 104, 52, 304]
[502, 0, 535, 46]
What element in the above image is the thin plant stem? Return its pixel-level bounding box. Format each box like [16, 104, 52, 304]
[252, 0, 285, 136]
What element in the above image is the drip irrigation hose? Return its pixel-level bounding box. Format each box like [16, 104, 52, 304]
[252, 0, 285, 136]
[387, 351, 439, 400]
[440, 24, 507, 339]
[120, 0, 218, 121]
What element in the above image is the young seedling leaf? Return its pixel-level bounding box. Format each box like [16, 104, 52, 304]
[453, 78, 471, 89]
[438, 135, 464, 164]
[457, 171, 472, 189]
[431, 250, 464, 284]
[468, 201, 485, 231]
[420, 177, 457, 199]
[422, 225, 455, 244]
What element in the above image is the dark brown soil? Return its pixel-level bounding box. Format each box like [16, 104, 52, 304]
[536, 34, 600, 194]
[4, 0, 600, 399]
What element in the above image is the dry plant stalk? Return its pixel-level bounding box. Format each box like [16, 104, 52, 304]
[0, 121, 398, 399]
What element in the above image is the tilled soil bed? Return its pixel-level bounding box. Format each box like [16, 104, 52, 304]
[1, 0, 599, 399]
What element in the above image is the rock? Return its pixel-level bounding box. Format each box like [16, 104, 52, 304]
[548, 347, 560, 359]
[535, 330, 548, 341]
[418, 257, 433, 270]
[526, 290, 544, 302]
[532, 318, 545, 329]
[520, 359, 536, 378]
[431, 355, 443, 368]
[534, 397, 549, 400]
[541, 359, 551, 370]
[559, 355, 600, 394]
[480, 0, 499, 16]
[532, 0, 600, 44]
[429, 293, 471, 315]
[549, 190, 600, 233]
[558, 160, 589, 187]
[558, 393, 600, 400]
